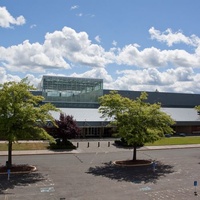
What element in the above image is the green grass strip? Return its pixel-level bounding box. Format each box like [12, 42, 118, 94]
[145, 136, 200, 146]
[0, 142, 49, 151]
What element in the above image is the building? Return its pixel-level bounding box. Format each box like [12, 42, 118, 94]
[33, 75, 200, 137]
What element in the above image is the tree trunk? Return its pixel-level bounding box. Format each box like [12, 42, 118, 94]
[132, 144, 137, 161]
[7, 140, 12, 168]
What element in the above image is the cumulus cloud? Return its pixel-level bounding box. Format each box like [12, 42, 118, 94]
[1, 26, 200, 93]
[149, 27, 200, 47]
[1, 26, 200, 73]
[104, 67, 197, 93]
[44, 27, 114, 68]
[0, 40, 70, 73]
[0, 67, 21, 83]
[116, 45, 168, 68]
[70, 68, 113, 83]
[2, 25, 200, 74]
[0, 68, 42, 88]
[0, 6, 26, 28]
[116, 44, 200, 68]
[25, 74, 42, 87]
[0, 27, 115, 72]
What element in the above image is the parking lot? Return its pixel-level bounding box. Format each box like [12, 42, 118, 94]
[0, 146, 200, 199]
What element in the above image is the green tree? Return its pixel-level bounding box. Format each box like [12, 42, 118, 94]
[0, 79, 59, 168]
[99, 91, 175, 161]
[195, 105, 200, 115]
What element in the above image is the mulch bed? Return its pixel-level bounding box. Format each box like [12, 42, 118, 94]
[114, 159, 152, 166]
[0, 164, 36, 173]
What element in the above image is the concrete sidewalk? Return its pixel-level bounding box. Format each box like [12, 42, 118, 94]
[1, 140, 200, 155]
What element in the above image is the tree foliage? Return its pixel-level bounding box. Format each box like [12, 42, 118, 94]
[46, 113, 80, 145]
[0, 79, 59, 167]
[99, 91, 175, 160]
[195, 105, 200, 114]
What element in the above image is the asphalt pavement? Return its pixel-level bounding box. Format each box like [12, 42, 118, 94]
[1, 146, 200, 199]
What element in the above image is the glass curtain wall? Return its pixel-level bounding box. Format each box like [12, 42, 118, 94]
[39, 75, 103, 104]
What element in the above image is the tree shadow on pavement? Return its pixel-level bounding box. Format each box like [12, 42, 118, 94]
[0, 172, 45, 194]
[87, 161, 174, 184]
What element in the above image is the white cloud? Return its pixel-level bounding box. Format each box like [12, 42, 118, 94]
[25, 74, 42, 87]
[112, 40, 117, 46]
[70, 5, 94, 18]
[0, 40, 70, 73]
[95, 35, 101, 43]
[0, 6, 26, 28]
[0, 67, 21, 84]
[30, 24, 37, 29]
[0, 68, 42, 88]
[1, 26, 200, 93]
[116, 44, 200, 68]
[44, 27, 114, 68]
[116, 45, 168, 68]
[104, 67, 198, 93]
[70, 68, 113, 83]
[71, 5, 79, 10]
[149, 27, 200, 47]
[1, 26, 200, 74]
[0, 27, 114, 73]
[76, 13, 83, 17]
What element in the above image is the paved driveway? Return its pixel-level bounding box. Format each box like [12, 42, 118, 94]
[0, 148, 200, 200]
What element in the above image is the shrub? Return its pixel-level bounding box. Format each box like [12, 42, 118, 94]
[49, 140, 76, 150]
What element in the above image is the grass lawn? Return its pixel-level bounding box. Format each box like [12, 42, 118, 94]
[145, 136, 200, 146]
[0, 142, 49, 151]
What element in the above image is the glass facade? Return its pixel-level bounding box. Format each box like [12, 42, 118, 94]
[39, 76, 103, 106]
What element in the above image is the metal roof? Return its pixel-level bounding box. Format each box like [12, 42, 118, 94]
[161, 107, 200, 122]
[50, 107, 200, 123]
[50, 108, 103, 122]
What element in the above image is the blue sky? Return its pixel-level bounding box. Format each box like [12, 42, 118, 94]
[1, 0, 200, 93]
